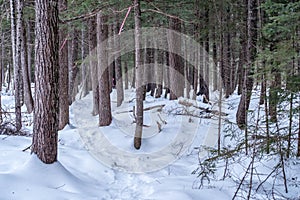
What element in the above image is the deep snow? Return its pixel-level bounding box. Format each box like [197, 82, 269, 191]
[0, 88, 299, 200]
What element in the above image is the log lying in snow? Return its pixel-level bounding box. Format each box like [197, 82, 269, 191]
[115, 104, 165, 114]
[178, 99, 228, 116]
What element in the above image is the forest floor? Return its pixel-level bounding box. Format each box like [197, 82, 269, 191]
[0, 88, 299, 199]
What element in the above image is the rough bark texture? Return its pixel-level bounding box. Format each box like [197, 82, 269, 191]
[26, 20, 32, 84]
[134, 0, 143, 150]
[58, 0, 69, 130]
[97, 12, 112, 126]
[236, 0, 257, 129]
[11, 0, 22, 131]
[32, 0, 59, 164]
[88, 17, 99, 116]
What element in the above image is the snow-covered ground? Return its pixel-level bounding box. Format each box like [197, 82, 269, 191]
[0, 88, 299, 199]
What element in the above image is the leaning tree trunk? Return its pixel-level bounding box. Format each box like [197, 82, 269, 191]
[236, 0, 257, 129]
[32, 0, 59, 164]
[133, 0, 143, 150]
[97, 12, 112, 126]
[58, 0, 69, 130]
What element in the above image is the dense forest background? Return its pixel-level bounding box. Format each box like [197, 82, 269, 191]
[0, 0, 300, 195]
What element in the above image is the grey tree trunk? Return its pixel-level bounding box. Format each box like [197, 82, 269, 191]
[134, 0, 143, 149]
[97, 12, 112, 126]
[32, 0, 59, 164]
[58, 0, 69, 130]
[12, 0, 22, 131]
[26, 20, 32, 83]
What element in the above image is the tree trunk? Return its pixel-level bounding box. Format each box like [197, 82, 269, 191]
[32, 0, 59, 164]
[68, 27, 79, 104]
[21, 20, 34, 113]
[58, 0, 69, 130]
[114, 18, 124, 107]
[163, 51, 170, 99]
[134, 0, 143, 150]
[168, 17, 183, 100]
[81, 23, 89, 98]
[236, 0, 257, 129]
[155, 44, 163, 98]
[12, 0, 22, 131]
[124, 61, 129, 89]
[97, 12, 112, 126]
[89, 17, 99, 116]
[26, 20, 33, 83]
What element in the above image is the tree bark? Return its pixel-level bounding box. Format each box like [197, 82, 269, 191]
[21, 20, 34, 113]
[114, 18, 124, 107]
[68, 27, 79, 104]
[12, 0, 23, 131]
[236, 0, 257, 129]
[97, 12, 112, 126]
[58, 0, 69, 130]
[80, 22, 89, 98]
[168, 17, 183, 100]
[89, 17, 99, 116]
[124, 61, 129, 89]
[134, 0, 143, 149]
[32, 0, 59, 164]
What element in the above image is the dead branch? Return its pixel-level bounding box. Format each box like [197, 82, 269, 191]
[116, 104, 165, 114]
[178, 99, 228, 116]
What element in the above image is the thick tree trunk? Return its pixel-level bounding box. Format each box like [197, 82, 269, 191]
[97, 12, 112, 126]
[58, 0, 69, 130]
[89, 17, 99, 116]
[32, 0, 59, 164]
[134, 0, 143, 149]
